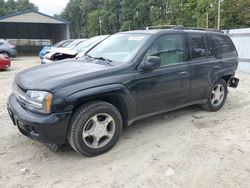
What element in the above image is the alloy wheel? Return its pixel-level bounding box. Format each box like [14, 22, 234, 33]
[82, 113, 115, 149]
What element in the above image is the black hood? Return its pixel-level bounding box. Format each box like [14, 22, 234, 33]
[15, 60, 109, 91]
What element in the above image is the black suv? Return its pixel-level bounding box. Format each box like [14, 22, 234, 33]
[7, 28, 239, 156]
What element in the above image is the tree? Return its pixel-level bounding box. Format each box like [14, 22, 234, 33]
[60, 0, 85, 38]
[0, 0, 38, 17]
[57, 0, 250, 38]
[0, 0, 8, 16]
[221, 0, 250, 29]
[15, 0, 38, 12]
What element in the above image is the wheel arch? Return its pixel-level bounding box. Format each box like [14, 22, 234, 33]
[211, 68, 236, 86]
[66, 84, 136, 126]
[0, 51, 10, 57]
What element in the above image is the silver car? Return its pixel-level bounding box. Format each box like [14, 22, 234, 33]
[0, 39, 17, 57]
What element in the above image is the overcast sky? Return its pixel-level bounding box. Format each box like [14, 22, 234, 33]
[30, 0, 70, 16]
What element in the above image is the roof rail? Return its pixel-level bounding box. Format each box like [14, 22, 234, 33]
[145, 25, 223, 33]
[145, 25, 183, 30]
[173, 26, 224, 33]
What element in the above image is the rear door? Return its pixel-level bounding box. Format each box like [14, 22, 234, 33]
[187, 32, 219, 102]
[135, 33, 191, 117]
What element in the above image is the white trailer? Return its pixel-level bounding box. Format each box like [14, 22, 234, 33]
[226, 28, 250, 73]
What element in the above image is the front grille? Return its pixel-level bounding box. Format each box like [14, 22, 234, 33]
[13, 83, 27, 106]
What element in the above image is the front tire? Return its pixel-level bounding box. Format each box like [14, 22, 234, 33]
[202, 79, 228, 112]
[68, 101, 123, 157]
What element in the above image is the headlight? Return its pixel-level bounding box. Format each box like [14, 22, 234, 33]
[25, 91, 52, 114]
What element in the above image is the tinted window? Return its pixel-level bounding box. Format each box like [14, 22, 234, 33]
[212, 34, 237, 58]
[145, 34, 186, 66]
[188, 33, 206, 60]
[204, 34, 216, 58]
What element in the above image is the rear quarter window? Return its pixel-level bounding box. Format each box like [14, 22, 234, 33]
[212, 34, 237, 58]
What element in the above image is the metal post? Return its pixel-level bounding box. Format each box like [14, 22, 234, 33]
[206, 12, 209, 28]
[217, 0, 221, 30]
[99, 18, 102, 35]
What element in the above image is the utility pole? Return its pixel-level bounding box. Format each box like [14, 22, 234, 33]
[206, 12, 209, 28]
[217, 0, 223, 30]
[99, 18, 102, 35]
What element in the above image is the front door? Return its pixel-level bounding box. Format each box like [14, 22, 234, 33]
[135, 33, 191, 117]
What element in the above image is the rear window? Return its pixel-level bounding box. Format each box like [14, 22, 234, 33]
[204, 34, 216, 59]
[212, 34, 237, 58]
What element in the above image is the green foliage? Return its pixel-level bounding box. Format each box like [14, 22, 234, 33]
[221, 0, 250, 29]
[61, 0, 241, 38]
[0, 0, 38, 17]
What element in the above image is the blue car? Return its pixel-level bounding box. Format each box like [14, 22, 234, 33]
[0, 39, 17, 58]
[39, 39, 74, 59]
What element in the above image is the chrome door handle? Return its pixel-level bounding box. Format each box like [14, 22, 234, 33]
[179, 71, 188, 75]
[213, 66, 220, 69]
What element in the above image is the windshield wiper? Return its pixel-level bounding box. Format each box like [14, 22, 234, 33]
[93, 56, 113, 66]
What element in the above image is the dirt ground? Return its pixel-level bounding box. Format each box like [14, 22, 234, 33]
[0, 57, 250, 188]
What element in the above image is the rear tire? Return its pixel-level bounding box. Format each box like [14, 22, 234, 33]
[0, 51, 10, 58]
[68, 101, 123, 157]
[202, 79, 228, 112]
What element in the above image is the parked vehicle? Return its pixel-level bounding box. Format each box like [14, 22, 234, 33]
[75, 35, 110, 58]
[39, 39, 74, 59]
[41, 39, 87, 64]
[0, 39, 17, 58]
[0, 54, 11, 69]
[7, 28, 239, 156]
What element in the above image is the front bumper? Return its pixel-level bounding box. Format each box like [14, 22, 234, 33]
[0, 60, 10, 69]
[7, 94, 71, 144]
[41, 58, 53, 64]
[9, 49, 17, 58]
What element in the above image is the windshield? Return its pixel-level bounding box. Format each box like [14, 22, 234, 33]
[59, 40, 74, 48]
[66, 40, 84, 49]
[73, 36, 108, 53]
[87, 33, 150, 63]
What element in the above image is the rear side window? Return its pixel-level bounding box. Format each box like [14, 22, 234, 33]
[204, 34, 216, 58]
[188, 33, 206, 60]
[212, 34, 237, 58]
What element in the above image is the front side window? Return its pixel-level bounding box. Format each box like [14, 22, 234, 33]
[144, 34, 186, 66]
[188, 33, 207, 60]
[88, 33, 150, 64]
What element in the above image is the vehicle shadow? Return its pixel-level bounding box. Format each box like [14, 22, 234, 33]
[0, 68, 11, 72]
[56, 104, 203, 158]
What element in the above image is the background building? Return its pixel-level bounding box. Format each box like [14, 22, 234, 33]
[0, 10, 70, 54]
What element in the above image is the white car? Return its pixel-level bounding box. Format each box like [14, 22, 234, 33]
[41, 39, 87, 64]
[41, 35, 109, 64]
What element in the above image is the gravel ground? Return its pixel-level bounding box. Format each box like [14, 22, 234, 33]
[0, 57, 250, 188]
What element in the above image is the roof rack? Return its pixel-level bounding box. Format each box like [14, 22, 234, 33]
[145, 25, 223, 33]
[145, 25, 183, 30]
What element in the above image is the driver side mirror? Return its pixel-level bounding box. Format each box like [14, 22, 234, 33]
[141, 56, 161, 71]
